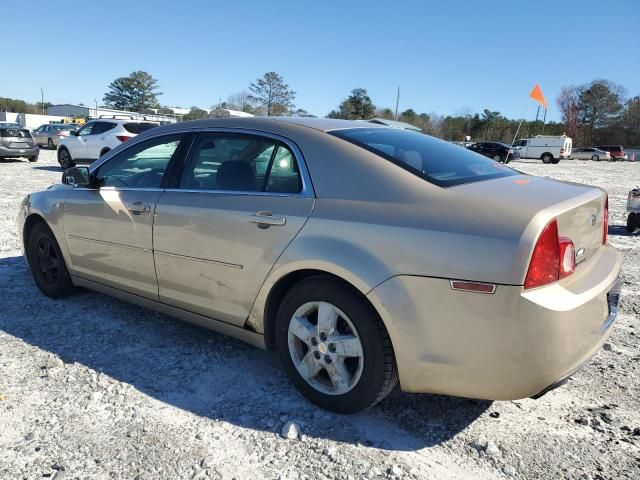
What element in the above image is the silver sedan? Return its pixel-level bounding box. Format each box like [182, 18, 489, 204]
[32, 123, 79, 148]
[18, 118, 620, 413]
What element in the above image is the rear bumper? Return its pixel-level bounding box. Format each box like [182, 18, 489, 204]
[0, 145, 39, 157]
[367, 245, 621, 400]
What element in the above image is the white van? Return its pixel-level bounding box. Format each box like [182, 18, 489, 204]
[512, 135, 572, 164]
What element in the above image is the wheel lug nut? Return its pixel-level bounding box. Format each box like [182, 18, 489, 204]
[319, 332, 327, 341]
[310, 337, 318, 346]
[324, 355, 332, 364]
[313, 351, 321, 360]
[328, 343, 336, 353]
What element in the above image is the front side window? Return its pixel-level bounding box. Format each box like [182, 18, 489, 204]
[78, 123, 95, 136]
[180, 133, 302, 193]
[95, 134, 184, 188]
[331, 128, 518, 187]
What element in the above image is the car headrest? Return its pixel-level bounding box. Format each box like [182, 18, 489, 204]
[217, 161, 256, 191]
[398, 150, 423, 170]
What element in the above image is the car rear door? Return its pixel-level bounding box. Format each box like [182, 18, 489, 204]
[152, 131, 315, 326]
[63, 133, 188, 299]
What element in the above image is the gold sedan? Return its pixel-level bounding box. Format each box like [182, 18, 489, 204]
[18, 118, 620, 413]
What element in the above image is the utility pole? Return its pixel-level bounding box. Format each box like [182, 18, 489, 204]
[94, 99, 98, 118]
[41, 88, 44, 114]
[394, 86, 400, 121]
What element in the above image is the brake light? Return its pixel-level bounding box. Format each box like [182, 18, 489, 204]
[525, 220, 560, 289]
[524, 219, 577, 289]
[603, 195, 608, 244]
[116, 135, 132, 142]
[560, 148, 565, 154]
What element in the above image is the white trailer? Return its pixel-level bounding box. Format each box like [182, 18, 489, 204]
[512, 135, 572, 164]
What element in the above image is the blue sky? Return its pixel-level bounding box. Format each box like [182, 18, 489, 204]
[3, 0, 639, 121]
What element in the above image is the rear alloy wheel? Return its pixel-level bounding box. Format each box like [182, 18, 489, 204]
[592, 155, 599, 161]
[58, 148, 75, 169]
[492, 154, 503, 163]
[541, 153, 553, 164]
[276, 276, 398, 413]
[48, 138, 55, 149]
[26, 222, 75, 298]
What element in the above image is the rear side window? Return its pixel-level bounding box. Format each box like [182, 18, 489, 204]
[92, 122, 116, 134]
[0, 129, 31, 138]
[123, 123, 157, 134]
[179, 133, 302, 193]
[331, 128, 517, 187]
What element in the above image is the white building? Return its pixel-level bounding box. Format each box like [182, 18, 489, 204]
[47, 104, 177, 123]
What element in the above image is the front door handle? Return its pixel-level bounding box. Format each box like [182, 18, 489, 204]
[127, 201, 151, 215]
[249, 211, 286, 228]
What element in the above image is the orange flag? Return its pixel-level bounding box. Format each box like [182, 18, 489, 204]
[529, 84, 548, 108]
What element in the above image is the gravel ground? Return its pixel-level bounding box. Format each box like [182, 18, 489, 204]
[0, 150, 638, 480]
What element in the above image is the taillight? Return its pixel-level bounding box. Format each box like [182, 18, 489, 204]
[603, 195, 608, 244]
[560, 148, 565, 154]
[558, 237, 575, 278]
[116, 135, 132, 142]
[524, 219, 576, 289]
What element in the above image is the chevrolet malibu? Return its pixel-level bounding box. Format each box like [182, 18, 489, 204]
[18, 118, 620, 413]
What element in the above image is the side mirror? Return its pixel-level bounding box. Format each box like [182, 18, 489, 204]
[70, 130, 79, 136]
[62, 166, 92, 187]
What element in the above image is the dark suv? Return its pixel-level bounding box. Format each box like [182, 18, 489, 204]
[467, 142, 518, 163]
[595, 145, 627, 161]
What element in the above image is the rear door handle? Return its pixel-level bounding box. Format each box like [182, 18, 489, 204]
[249, 211, 286, 228]
[127, 201, 151, 215]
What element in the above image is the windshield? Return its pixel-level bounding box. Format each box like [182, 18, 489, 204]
[330, 128, 518, 187]
[53, 124, 78, 131]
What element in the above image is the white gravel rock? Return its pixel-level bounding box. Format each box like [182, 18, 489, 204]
[281, 421, 300, 440]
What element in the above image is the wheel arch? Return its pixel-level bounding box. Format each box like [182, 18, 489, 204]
[22, 213, 48, 251]
[260, 268, 381, 351]
[99, 147, 111, 157]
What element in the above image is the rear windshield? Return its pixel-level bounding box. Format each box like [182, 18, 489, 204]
[330, 128, 517, 187]
[123, 122, 158, 134]
[0, 128, 31, 138]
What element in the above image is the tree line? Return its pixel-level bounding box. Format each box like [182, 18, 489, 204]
[3, 70, 638, 147]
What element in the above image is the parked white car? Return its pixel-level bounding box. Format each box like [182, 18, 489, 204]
[512, 135, 573, 164]
[57, 118, 158, 169]
[571, 147, 611, 161]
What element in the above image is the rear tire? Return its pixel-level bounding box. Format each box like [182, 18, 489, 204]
[592, 155, 599, 161]
[58, 147, 75, 169]
[627, 213, 639, 233]
[551, 158, 560, 164]
[47, 138, 55, 149]
[26, 222, 76, 298]
[99, 148, 111, 158]
[275, 276, 398, 413]
[27, 155, 38, 162]
[541, 153, 553, 164]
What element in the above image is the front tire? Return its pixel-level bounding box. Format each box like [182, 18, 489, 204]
[58, 147, 75, 169]
[48, 138, 55, 149]
[275, 276, 398, 413]
[26, 222, 76, 298]
[627, 213, 639, 233]
[592, 155, 599, 161]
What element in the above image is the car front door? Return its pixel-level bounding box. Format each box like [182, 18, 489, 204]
[33, 126, 46, 145]
[85, 121, 116, 159]
[72, 122, 96, 158]
[153, 131, 315, 326]
[62, 133, 187, 298]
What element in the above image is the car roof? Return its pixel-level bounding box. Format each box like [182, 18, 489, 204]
[88, 118, 158, 125]
[147, 117, 386, 134]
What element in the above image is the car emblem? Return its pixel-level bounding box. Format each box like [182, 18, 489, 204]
[576, 247, 585, 257]
[589, 213, 597, 226]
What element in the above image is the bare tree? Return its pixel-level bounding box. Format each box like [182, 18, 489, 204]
[557, 86, 581, 141]
[248, 72, 296, 116]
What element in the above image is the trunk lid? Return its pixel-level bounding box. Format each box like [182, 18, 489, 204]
[452, 173, 606, 277]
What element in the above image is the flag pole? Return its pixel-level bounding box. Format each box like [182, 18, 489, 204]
[541, 107, 547, 135]
[507, 100, 531, 161]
